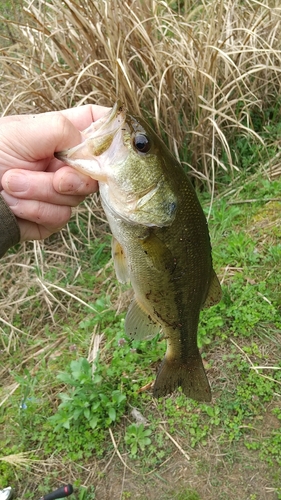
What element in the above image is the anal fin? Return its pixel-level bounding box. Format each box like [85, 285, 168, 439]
[125, 298, 160, 341]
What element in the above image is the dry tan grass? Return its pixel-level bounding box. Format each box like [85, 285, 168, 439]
[1, 0, 281, 183]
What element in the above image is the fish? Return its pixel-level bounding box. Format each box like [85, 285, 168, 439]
[55, 101, 222, 402]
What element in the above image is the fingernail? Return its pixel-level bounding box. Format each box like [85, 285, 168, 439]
[58, 172, 83, 193]
[4, 173, 29, 193]
[1, 191, 19, 208]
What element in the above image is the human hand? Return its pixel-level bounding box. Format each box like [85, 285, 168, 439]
[0, 105, 109, 242]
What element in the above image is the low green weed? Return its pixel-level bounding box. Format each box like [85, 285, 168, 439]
[174, 489, 201, 500]
[43, 331, 164, 459]
[199, 279, 281, 346]
[49, 357, 126, 431]
[245, 429, 281, 468]
[78, 296, 118, 337]
[0, 444, 23, 487]
[124, 423, 152, 457]
[75, 485, 96, 500]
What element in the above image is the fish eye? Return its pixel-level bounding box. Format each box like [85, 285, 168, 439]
[133, 134, 151, 153]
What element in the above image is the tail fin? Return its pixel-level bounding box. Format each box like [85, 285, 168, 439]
[153, 354, 212, 402]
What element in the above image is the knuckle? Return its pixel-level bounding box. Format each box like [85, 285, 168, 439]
[51, 112, 69, 133]
[50, 113, 76, 147]
[36, 202, 71, 229]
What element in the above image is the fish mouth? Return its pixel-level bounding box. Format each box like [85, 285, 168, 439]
[54, 100, 127, 181]
[83, 100, 125, 140]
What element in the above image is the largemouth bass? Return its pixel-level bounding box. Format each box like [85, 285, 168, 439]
[55, 101, 221, 402]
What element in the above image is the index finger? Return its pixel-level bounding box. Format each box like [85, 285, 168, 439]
[0, 106, 110, 170]
[1, 104, 111, 131]
[60, 104, 111, 130]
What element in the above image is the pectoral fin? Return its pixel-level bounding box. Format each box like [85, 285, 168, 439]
[125, 298, 160, 341]
[202, 270, 222, 309]
[112, 237, 130, 284]
[140, 232, 176, 273]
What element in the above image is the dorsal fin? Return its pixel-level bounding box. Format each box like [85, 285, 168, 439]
[202, 270, 222, 309]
